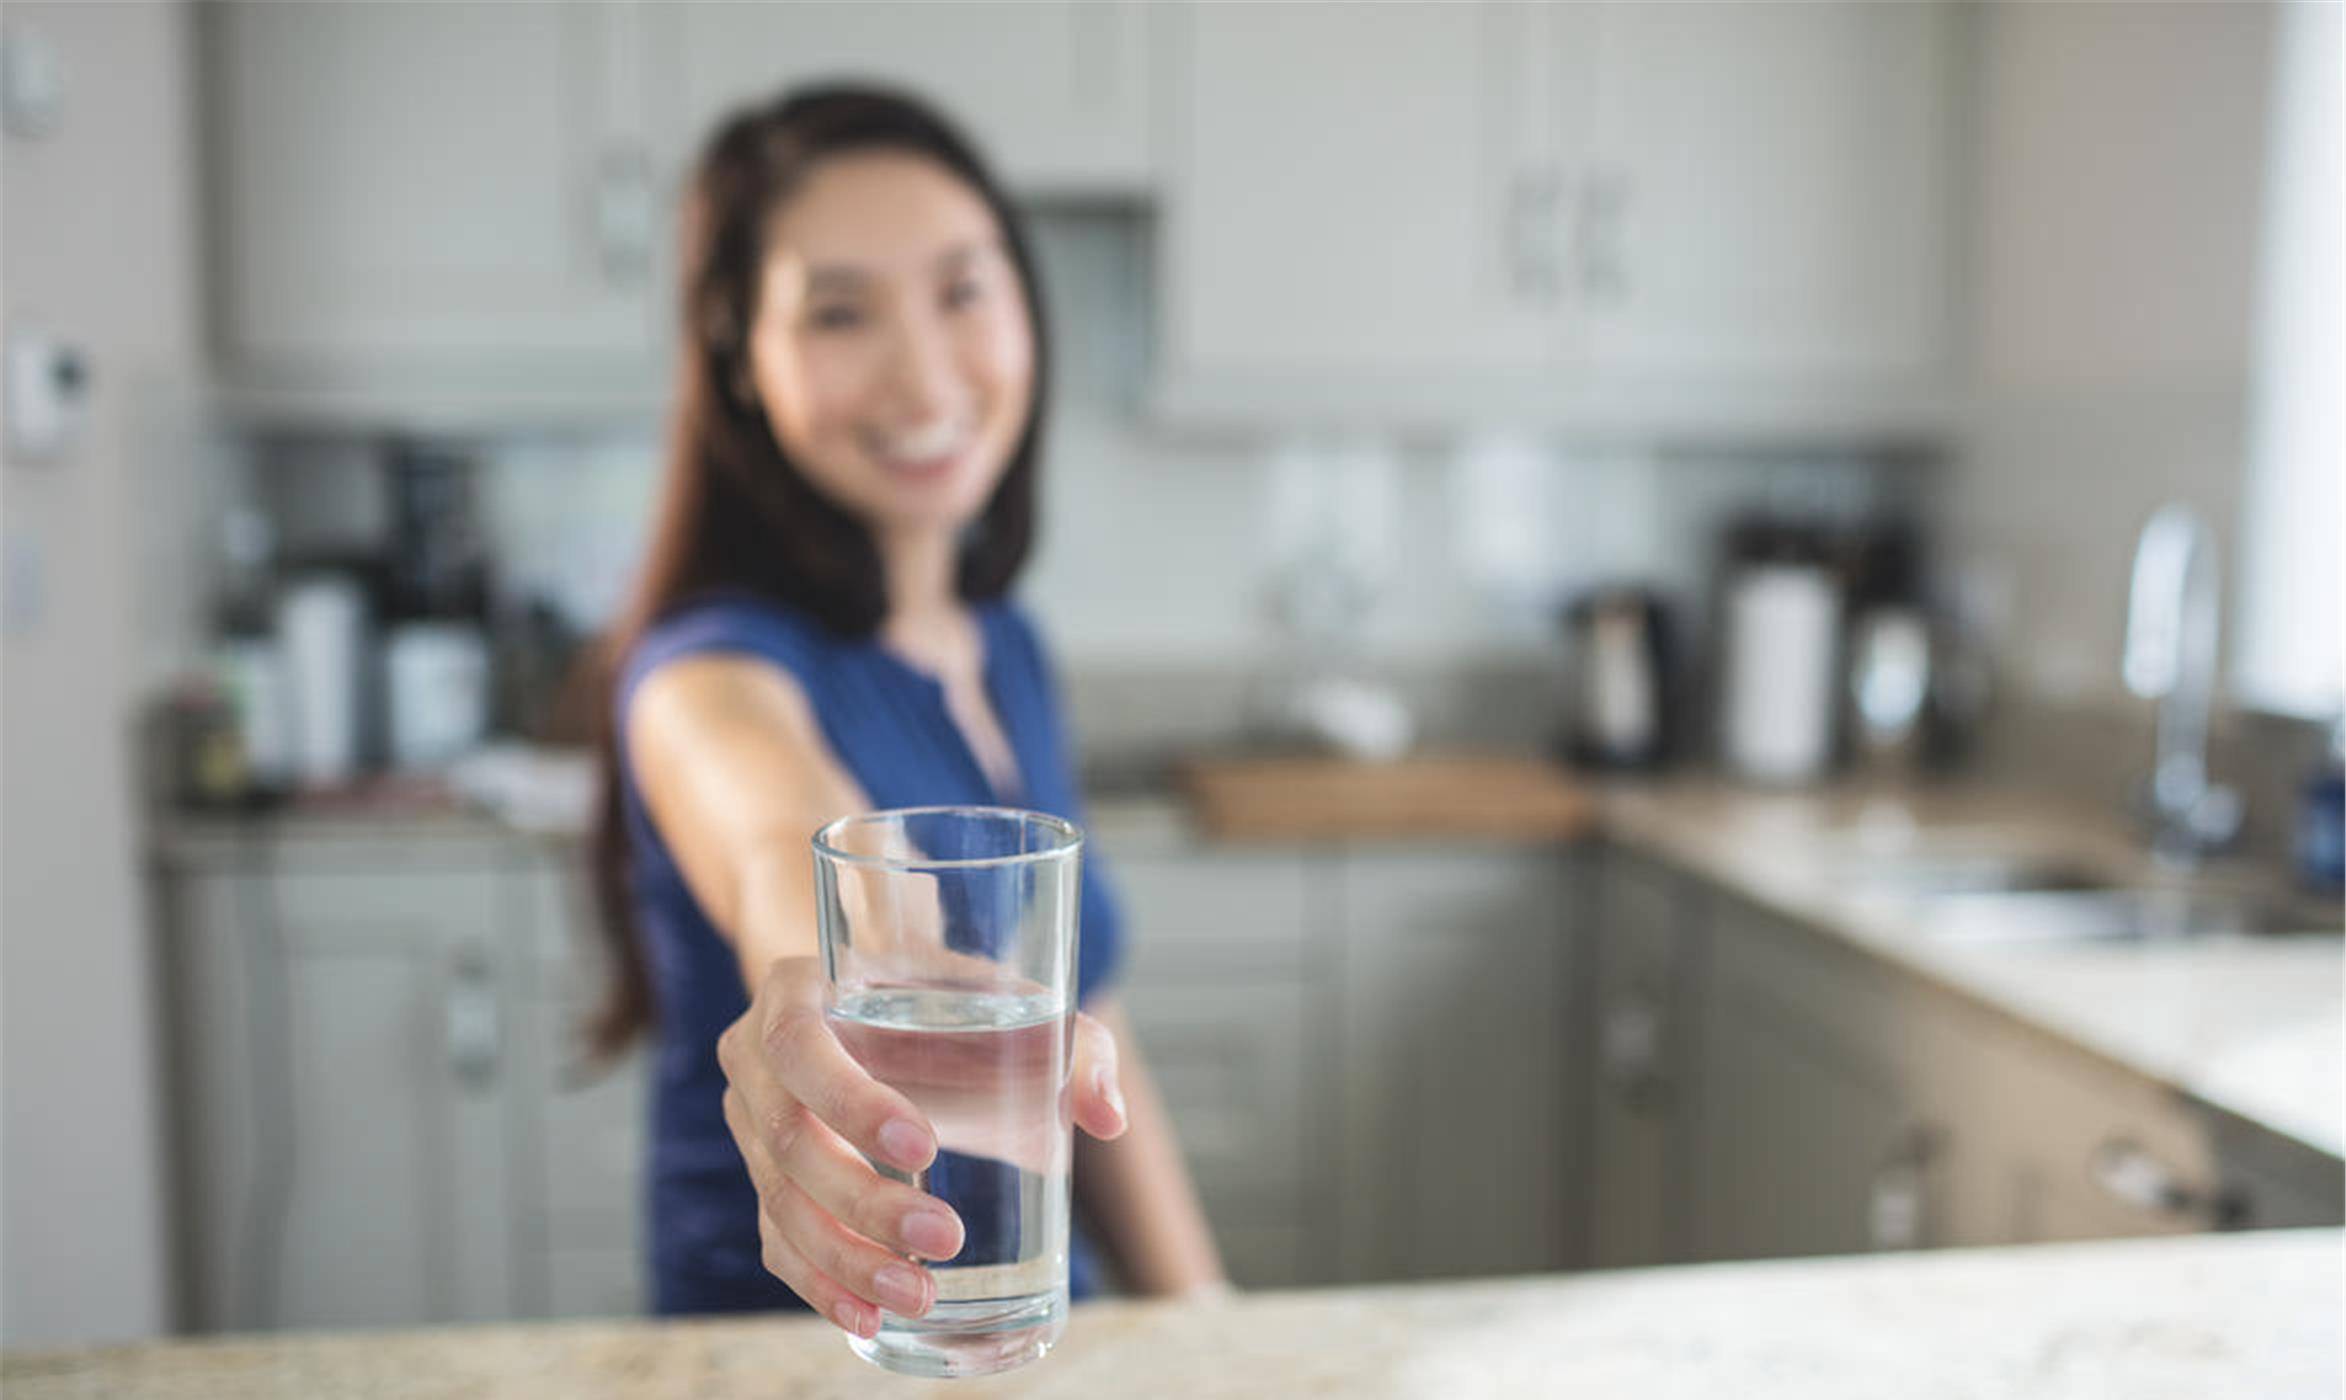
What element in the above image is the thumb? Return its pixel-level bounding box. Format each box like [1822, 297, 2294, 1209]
[1070, 1011, 1128, 1141]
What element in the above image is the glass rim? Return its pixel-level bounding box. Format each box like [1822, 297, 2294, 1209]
[811, 805, 1084, 872]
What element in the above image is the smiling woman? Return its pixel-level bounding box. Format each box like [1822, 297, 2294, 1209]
[582, 85, 1226, 1332]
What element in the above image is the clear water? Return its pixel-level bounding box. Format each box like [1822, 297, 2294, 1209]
[827, 984, 1072, 1377]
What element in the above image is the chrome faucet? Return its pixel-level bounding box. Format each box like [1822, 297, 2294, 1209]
[2123, 504, 2242, 864]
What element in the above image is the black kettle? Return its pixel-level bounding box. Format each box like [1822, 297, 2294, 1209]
[1561, 587, 1675, 771]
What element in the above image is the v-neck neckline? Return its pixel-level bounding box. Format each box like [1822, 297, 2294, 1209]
[871, 602, 1027, 806]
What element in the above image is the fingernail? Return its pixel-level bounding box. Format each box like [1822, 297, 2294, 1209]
[902, 1206, 964, 1261]
[1096, 1065, 1127, 1123]
[873, 1264, 927, 1316]
[877, 1118, 933, 1172]
[833, 1298, 873, 1337]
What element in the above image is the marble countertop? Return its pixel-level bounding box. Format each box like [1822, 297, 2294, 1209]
[1596, 782, 2344, 1160]
[8, 1230, 2336, 1398]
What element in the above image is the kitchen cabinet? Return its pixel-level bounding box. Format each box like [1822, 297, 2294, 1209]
[1585, 847, 1698, 1268]
[1331, 848, 1576, 1283]
[1590, 843, 2342, 1268]
[1158, 1, 1959, 426]
[508, 850, 651, 1320]
[1115, 850, 1327, 1290]
[201, 2, 1150, 413]
[1691, 897, 1946, 1261]
[204, 2, 659, 377]
[163, 852, 524, 1331]
[1161, 2, 1558, 380]
[1575, 1, 1957, 382]
[660, 2, 1156, 197]
[160, 834, 650, 1331]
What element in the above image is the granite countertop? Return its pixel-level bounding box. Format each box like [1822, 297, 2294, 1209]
[8, 1230, 2336, 1398]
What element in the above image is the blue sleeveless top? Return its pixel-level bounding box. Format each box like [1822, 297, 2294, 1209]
[615, 592, 1127, 1316]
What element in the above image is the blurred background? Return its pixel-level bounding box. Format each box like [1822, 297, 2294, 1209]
[1, 0, 2338, 1350]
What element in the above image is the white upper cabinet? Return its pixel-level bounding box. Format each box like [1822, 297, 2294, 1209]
[1163, 2, 1557, 380]
[207, 2, 659, 374]
[1575, 1, 1957, 383]
[202, 1, 1150, 405]
[1159, 1, 1961, 425]
[659, 1, 1156, 196]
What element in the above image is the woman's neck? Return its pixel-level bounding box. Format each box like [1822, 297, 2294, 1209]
[876, 525, 974, 676]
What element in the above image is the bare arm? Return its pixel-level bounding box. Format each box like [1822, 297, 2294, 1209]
[1073, 999, 1230, 1297]
[629, 655, 867, 982]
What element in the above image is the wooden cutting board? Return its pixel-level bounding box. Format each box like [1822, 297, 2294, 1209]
[1178, 753, 1596, 842]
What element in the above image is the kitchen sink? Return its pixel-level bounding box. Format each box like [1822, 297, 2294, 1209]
[1910, 888, 2341, 945]
[1835, 852, 2115, 898]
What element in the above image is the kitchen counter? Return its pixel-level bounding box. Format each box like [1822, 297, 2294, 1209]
[154, 769, 2342, 1162]
[8, 1230, 2336, 1398]
[1598, 782, 2344, 1160]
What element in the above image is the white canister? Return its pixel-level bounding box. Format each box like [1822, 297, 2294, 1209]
[1720, 564, 1842, 784]
[384, 622, 490, 771]
[275, 573, 369, 788]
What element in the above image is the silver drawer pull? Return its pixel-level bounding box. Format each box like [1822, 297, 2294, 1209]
[445, 947, 502, 1092]
[2090, 1138, 2246, 1226]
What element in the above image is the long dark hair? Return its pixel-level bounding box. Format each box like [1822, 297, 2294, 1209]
[584, 85, 1052, 1058]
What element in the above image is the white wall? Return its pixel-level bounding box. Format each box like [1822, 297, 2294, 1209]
[1, 0, 203, 1345]
[1941, 0, 2275, 702]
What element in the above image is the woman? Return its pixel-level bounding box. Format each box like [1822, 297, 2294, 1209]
[588, 85, 1228, 1336]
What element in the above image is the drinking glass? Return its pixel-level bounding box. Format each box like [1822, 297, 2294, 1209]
[812, 806, 1083, 1377]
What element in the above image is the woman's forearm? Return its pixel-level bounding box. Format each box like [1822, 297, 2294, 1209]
[1073, 1001, 1229, 1297]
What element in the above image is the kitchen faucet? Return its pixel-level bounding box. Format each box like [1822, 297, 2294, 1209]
[2123, 504, 2243, 865]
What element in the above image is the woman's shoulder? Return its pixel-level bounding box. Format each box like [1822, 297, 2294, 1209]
[624, 592, 836, 695]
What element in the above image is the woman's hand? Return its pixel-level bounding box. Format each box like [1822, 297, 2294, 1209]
[717, 955, 1129, 1338]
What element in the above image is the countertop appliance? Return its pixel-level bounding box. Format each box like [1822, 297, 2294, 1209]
[1717, 521, 1842, 785]
[275, 571, 369, 788]
[1562, 586, 1674, 770]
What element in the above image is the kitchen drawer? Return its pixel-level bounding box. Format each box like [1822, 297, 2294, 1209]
[1968, 1028, 2226, 1242]
[1116, 851, 1317, 981]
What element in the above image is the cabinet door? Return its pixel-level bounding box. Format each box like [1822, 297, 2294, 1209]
[1115, 852, 1322, 1288]
[170, 862, 521, 1331]
[662, 2, 1154, 194]
[1576, 0, 1955, 380]
[1693, 900, 1946, 1263]
[510, 853, 650, 1318]
[1333, 849, 1573, 1283]
[1695, 968, 1918, 1261]
[1586, 849, 1694, 1268]
[208, 2, 653, 369]
[1960, 1024, 2230, 1246]
[1163, 3, 1558, 380]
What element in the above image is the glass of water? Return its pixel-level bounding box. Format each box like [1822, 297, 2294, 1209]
[812, 806, 1083, 1378]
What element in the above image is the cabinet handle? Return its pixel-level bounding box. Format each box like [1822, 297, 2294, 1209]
[1506, 169, 1567, 307]
[1869, 1124, 1940, 1251]
[445, 947, 502, 1093]
[1601, 995, 1669, 1112]
[1576, 168, 1633, 305]
[2089, 1138, 2247, 1227]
